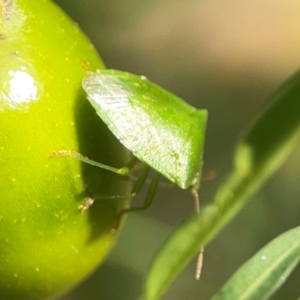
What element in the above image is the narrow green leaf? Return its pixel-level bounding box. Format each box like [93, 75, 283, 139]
[144, 71, 300, 300]
[211, 227, 300, 300]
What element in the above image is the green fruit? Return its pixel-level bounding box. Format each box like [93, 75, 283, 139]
[0, 1, 130, 299]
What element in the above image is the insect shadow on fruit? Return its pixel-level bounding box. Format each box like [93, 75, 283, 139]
[53, 69, 208, 279]
[57, 83, 131, 245]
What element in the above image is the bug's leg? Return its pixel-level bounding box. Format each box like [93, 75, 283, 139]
[190, 177, 204, 280]
[79, 166, 159, 221]
[78, 197, 94, 211]
[117, 168, 160, 218]
[78, 194, 134, 215]
[52, 150, 137, 176]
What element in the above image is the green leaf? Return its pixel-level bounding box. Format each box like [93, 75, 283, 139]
[211, 227, 300, 300]
[143, 71, 300, 300]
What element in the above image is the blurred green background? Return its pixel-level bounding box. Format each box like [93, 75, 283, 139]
[53, 1, 300, 299]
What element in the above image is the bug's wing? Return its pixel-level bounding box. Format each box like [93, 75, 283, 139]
[83, 70, 208, 189]
[82, 72, 162, 159]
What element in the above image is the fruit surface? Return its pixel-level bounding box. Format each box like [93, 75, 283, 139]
[0, 1, 129, 299]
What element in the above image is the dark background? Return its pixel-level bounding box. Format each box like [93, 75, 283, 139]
[54, 1, 300, 299]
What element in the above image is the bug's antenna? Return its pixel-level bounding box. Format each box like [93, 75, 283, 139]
[191, 187, 200, 213]
[191, 185, 204, 280]
[196, 248, 204, 280]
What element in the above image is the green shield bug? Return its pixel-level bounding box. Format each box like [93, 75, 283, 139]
[83, 69, 207, 187]
[54, 69, 208, 278]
